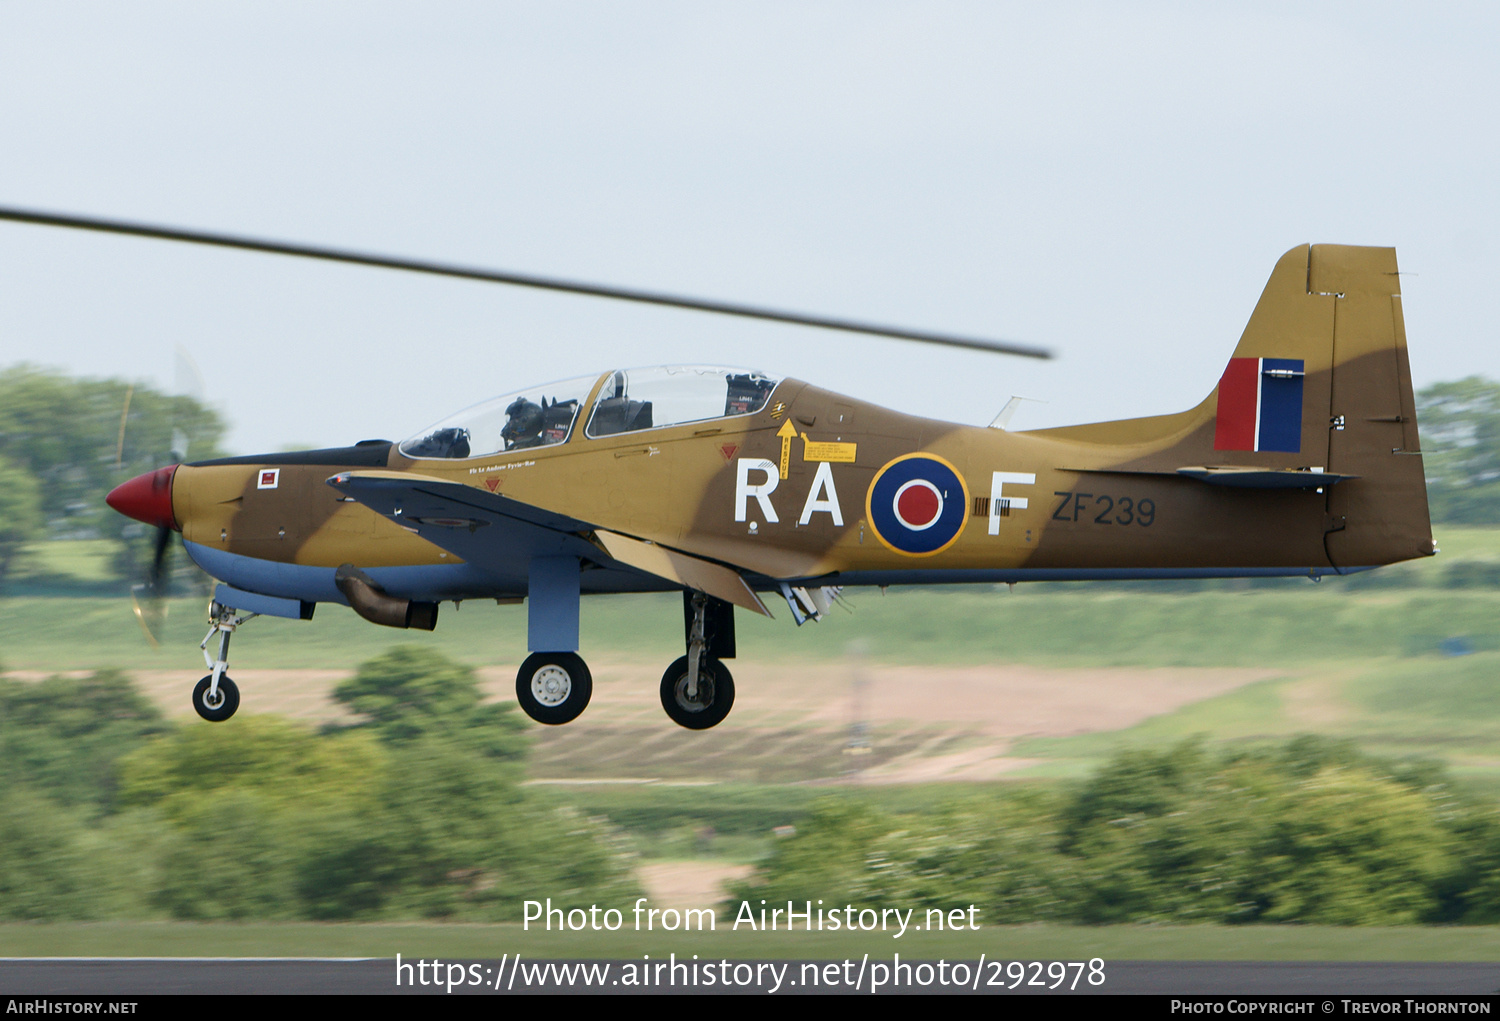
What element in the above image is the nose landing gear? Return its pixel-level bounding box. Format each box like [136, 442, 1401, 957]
[193, 602, 257, 722]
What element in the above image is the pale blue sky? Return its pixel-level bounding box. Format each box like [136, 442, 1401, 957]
[1, 2, 1495, 453]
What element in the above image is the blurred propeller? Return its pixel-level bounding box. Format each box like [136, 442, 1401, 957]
[108, 464, 179, 647]
[130, 522, 174, 647]
[0, 205, 1053, 359]
[171, 344, 207, 462]
[106, 346, 207, 642]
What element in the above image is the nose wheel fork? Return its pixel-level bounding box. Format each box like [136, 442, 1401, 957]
[194, 601, 258, 722]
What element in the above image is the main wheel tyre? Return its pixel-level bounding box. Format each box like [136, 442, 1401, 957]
[660, 656, 735, 730]
[192, 675, 240, 722]
[515, 652, 592, 725]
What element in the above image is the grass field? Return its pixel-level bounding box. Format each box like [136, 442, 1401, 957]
[1007, 652, 1500, 783]
[6, 534, 1500, 784]
[2, 922, 1498, 961]
[4, 550, 1500, 959]
[7, 528, 1500, 673]
[7, 578, 1500, 672]
[6, 533, 1500, 952]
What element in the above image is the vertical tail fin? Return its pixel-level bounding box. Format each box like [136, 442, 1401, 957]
[1029, 244, 1434, 567]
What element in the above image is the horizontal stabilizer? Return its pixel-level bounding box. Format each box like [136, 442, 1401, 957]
[1063, 465, 1354, 490]
[1174, 466, 1355, 489]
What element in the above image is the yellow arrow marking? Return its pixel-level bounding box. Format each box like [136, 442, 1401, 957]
[777, 419, 797, 479]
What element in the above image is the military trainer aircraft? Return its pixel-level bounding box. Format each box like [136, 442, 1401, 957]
[0, 208, 1435, 729]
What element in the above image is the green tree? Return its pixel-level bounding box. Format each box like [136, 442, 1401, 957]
[734, 739, 1476, 926]
[0, 670, 170, 813]
[117, 716, 392, 920]
[726, 800, 910, 909]
[0, 786, 95, 919]
[1249, 768, 1456, 924]
[0, 786, 148, 920]
[1443, 806, 1500, 922]
[117, 714, 387, 822]
[332, 645, 529, 765]
[1416, 376, 1500, 523]
[0, 365, 224, 581]
[115, 690, 633, 921]
[149, 792, 302, 920]
[320, 648, 630, 919]
[0, 455, 43, 590]
[289, 736, 639, 921]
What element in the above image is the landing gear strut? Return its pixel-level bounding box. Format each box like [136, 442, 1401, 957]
[193, 601, 256, 722]
[660, 592, 736, 729]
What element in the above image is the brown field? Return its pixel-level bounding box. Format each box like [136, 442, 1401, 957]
[637, 862, 756, 909]
[18, 659, 1279, 783]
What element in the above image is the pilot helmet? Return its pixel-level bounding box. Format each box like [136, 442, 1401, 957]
[502, 398, 544, 442]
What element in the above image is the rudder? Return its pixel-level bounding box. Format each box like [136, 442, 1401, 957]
[1312, 245, 1433, 568]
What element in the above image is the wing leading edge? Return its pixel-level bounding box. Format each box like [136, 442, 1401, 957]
[328, 472, 771, 614]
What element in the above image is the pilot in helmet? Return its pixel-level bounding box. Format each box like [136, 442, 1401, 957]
[502, 397, 545, 449]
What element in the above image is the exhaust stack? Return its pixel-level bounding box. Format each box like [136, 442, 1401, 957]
[335, 564, 439, 631]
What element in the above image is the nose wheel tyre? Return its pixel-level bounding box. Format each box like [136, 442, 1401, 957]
[660, 656, 735, 730]
[515, 652, 592, 725]
[192, 675, 240, 722]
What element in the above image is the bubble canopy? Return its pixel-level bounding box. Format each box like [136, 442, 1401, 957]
[399, 366, 782, 460]
[400, 374, 600, 460]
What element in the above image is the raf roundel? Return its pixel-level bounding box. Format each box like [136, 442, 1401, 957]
[865, 454, 970, 556]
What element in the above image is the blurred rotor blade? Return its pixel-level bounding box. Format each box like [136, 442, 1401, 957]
[0, 205, 1053, 360]
[150, 519, 172, 587]
[171, 344, 207, 461]
[129, 587, 165, 647]
[113, 384, 134, 468]
[130, 523, 174, 646]
[174, 344, 207, 402]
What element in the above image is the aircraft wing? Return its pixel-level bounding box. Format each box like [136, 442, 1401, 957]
[328, 471, 770, 614]
[591, 529, 768, 615]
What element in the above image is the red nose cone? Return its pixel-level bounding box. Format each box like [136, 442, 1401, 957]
[106, 465, 179, 530]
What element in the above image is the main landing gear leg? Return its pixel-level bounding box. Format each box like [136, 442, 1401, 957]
[660, 592, 736, 730]
[193, 601, 257, 722]
[514, 556, 592, 725]
[686, 592, 707, 700]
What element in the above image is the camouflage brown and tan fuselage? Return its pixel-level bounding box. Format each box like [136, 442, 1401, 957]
[152, 244, 1430, 614]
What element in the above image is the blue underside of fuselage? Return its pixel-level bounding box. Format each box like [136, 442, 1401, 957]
[817, 565, 1374, 587]
[186, 540, 1373, 609]
[184, 541, 506, 605]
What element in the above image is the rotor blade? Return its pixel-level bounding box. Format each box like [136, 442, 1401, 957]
[149, 522, 172, 593]
[130, 587, 165, 648]
[130, 523, 174, 647]
[0, 205, 1052, 360]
